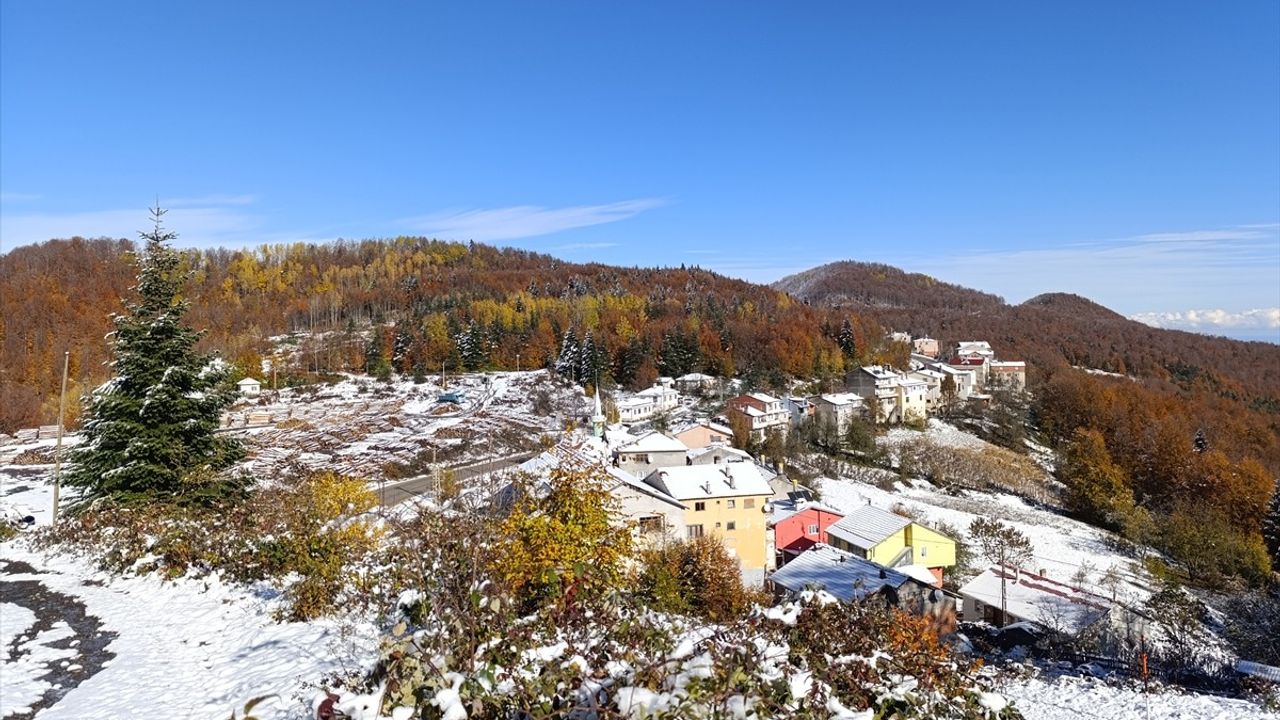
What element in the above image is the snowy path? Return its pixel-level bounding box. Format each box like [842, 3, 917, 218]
[0, 541, 379, 720]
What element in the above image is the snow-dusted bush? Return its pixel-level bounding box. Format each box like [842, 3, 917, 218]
[37, 468, 384, 620]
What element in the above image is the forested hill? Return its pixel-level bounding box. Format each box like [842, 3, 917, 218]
[774, 261, 1280, 411]
[3, 237, 902, 433]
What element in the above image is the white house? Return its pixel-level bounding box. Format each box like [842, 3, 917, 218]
[614, 432, 690, 476]
[237, 377, 262, 398]
[811, 393, 867, 436]
[675, 373, 717, 393]
[636, 382, 680, 413]
[615, 395, 657, 422]
[726, 392, 791, 440]
[908, 369, 946, 412]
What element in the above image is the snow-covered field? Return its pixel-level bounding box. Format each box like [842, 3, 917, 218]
[995, 672, 1273, 720]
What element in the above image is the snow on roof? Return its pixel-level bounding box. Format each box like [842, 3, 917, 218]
[958, 566, 1112, 634]
[825, 505, 912, 551]
[948, 356, 987, 367]
[673, 419, 733, 436]
[910, 369, 946, 380]
[619, 431, 688, 454]
[686, 444, 751, 462]
[769, 497, 844, 524]
[990, 361, 1026, 368]
[746, 392, 780, 404]
[645, 463, 773, 500]
[616, 396, 656, 409]
[897, 564, 941, 586]
[816, 393, 864, 407]
[677, 372, 715, 381]
[607, 467, 687, 510]
[859, 366, 899, 380]
[237, 377, 261, 386]
[637, 384, 676, 397]
[769, 544, 911, 602]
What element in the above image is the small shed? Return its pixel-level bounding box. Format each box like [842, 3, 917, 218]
[237, 377, 262, 398]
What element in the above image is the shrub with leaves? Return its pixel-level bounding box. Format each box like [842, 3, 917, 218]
[494, 467, 633, 608]
[635, 536, 762, 621]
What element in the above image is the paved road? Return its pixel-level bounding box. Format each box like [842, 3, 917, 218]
[376, 451, 538, 506]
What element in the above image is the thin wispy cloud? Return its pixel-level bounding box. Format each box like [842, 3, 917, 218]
[402, 198, 665, 242]
[1130, 308, 1280, 331]
[0, 192, 41, 204]
[908, 224, 1280, 315]
[0, 195, 329, 250]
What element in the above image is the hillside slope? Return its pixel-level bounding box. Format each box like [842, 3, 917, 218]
[774, 260, 1280, 409]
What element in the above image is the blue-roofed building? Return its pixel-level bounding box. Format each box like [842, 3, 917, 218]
[767, 544, 957, 632]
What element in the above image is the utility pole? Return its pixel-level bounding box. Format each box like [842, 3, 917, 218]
[52, 350, 70, 524]
[516, 353, 520, 373]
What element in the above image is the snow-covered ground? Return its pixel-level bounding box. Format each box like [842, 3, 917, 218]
[1, 450, 379, 720]
[816, 421, 1152, 603]
[996, 672, 1273, 720]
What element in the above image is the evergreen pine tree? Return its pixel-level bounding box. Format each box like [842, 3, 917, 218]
[555, 329, 579, 380]
[64, 207, 242, 508]
[1264, 484, 1280, 570]
[837, 318, 856, 358]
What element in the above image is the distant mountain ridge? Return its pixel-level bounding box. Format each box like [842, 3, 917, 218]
[774, 260, 1280, 409]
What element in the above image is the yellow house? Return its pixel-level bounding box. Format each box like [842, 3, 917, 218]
[825, 505, 956, 585]
[644, 463, 775, 584]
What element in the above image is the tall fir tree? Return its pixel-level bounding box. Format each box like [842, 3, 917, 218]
[64, 207, 242, 507]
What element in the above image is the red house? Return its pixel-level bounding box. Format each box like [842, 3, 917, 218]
[770, 500, 845, 566]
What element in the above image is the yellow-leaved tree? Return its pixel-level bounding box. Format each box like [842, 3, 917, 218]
[495, 467, 633, 608]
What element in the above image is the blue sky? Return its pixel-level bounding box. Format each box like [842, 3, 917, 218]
[2, 2, 1278, 340]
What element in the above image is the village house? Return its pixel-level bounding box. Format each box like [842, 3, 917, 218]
[844, 366, 928, 424]
[958, 565, 1150, 653]
[768, 544, 957, 633]
[636, 381, 680, 413]
[931, 363, 977, 401]
[613, 431, 689, 476]
[946, 354, 989, 387]
[810, 393, 867, 436]
[769, 493, 845, 565]
[783, 396, 814, 427]
[908, 368, 946, 412]
[686, 443, 752, 466]
[955, 341, 995, 361]
[912, 337, 940, 358]
[825, 505, 956, 585]
[606, 468, 688, 549]
[725, 392, 790, 441]
[615, 394, 657, 423]
[673, 419, 734, 449]
[674, 372, 717, 394]
[237, 377, 262, 399]
[988, 360, 1027, 390]
[644, 463, 776, 584]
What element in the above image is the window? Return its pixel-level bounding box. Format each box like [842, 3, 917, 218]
[920, 546, 927, 557]
[726, 521, 736, 531]
[726, 499, 736, 509]
[806, 523, 819, 535]
[744, 499, 756, 509]
[694, 501, 706, 512]
[639, 516, 663, 535]
[686, 524, 704, 539]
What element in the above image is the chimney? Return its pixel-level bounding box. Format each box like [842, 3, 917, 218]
[879, 568, 887, 579]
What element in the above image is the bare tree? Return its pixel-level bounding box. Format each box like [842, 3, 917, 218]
[968, 518, 1034, 624]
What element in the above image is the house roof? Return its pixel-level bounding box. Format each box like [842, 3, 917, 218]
[685, 444, 751, 462]
[644, 463, 773, 500]
[769, 497, 844, 524]
[769, 544, 912, 603]
[677, 372, 715, 382]
[619, 432, 688, 454]
[616, 396, 656, 409]
[816, 393, 865, 407]
[825, 505, 912, 551]
[746, 392, 780, 404]
[237, 377, 261, 386]
[607, 467, 687, 510]
[947, 356, 987, 367]
[673, 420, 733, 437]
[637, 385, 676, 398]
[958, 566, 1112, 634]
[858, 366, 899, 380]
[990, 361, 1026, 369]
